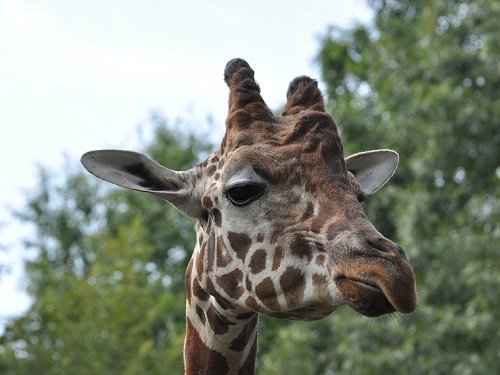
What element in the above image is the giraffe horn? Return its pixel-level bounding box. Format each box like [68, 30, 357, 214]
[282, 76, 326, 116]
[224, 58, 273, 127]
[224, 58, 255, 87]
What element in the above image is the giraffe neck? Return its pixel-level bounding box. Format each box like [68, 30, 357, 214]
[184, 281, 259, 375]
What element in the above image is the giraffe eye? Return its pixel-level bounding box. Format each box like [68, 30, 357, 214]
[226, 183, 266, 207]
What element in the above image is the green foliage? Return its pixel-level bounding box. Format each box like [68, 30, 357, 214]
[0, 116, 211, 374]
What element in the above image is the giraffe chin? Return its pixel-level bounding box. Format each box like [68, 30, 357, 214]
[266, 304, 338, 321]
[335, 278, 395, 317]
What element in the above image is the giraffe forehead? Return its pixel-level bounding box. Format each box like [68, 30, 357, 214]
[225, 110, 343, 152]
[220, 110, 348, 186]
[220, 143, 349, 196]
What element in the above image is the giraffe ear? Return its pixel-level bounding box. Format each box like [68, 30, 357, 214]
[345, 149, 399, 195]
[81, 150, 203, 219]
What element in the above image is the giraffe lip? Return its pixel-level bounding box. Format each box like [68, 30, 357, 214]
[335, 277, 396, 317]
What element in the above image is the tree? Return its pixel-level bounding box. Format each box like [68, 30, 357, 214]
[0, 115, 211, 374]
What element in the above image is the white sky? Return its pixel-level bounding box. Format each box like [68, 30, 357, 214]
[0, 0, 372, 328]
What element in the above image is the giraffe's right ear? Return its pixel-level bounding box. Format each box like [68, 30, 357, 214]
[345, 149, 399, 195]
[81, 150, 203, 219]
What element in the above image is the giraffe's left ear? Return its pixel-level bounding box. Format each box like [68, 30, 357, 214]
[345, 149, 399, 195]
[81, 150, 203, 219]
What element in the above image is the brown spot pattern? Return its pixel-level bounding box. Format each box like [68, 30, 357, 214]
[216, 294, 235, 311]
[206, 303, 230, 335]
[256, 233, 264, 242]
[196, 243, 206, 281]
[311, 204, 332, 234]
[202, 195, 213, 209]
[272, 246, 284, 271]
[228, 231, 252, 260]
[249, 249, 267, 274]
[213, 209, 222, 227]
[185, 319, 229, 374]
[205, 218, 212, 234]
[217, 269, 244, 299]
[245, 296, 262, 312]
[312, 273, 328, 297]
[255, 277, 279, 310]
[207, 232, 216, 272]
[245, 275, 252, 290]
[229, 314, 258, 351]
[280, 267, 306, 308]
[207, 165, 217, 176]
[192, 279, 210, 302]
[203, 276, 216, 296]
[238, 338, 257, 375]
[196, 304, 206, 324]
[236, 311, 255, 320]
[290, 235, 313, 263]
[216, 236, 231, 268]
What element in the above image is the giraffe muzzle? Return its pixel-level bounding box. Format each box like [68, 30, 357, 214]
[335, 277, 395, 317]
[333, 254, 418, 317]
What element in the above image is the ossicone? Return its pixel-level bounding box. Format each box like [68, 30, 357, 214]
[282, 75, 326, 116]
[223, 58, 272, 129]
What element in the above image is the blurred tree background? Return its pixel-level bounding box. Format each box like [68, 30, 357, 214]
[1, 0, 499, 374]
[0, 116, 212, 375]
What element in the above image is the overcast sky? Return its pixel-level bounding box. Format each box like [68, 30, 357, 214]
[0, 0, 372, 328]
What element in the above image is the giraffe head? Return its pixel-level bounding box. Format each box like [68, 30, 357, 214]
[81, 59, 417, 321]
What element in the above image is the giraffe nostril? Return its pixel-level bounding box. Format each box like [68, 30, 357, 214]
[367, 237, 388, 253]
[367, 237, 407, 260]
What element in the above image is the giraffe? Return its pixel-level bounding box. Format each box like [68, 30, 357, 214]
[81, 58, 417, 375]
